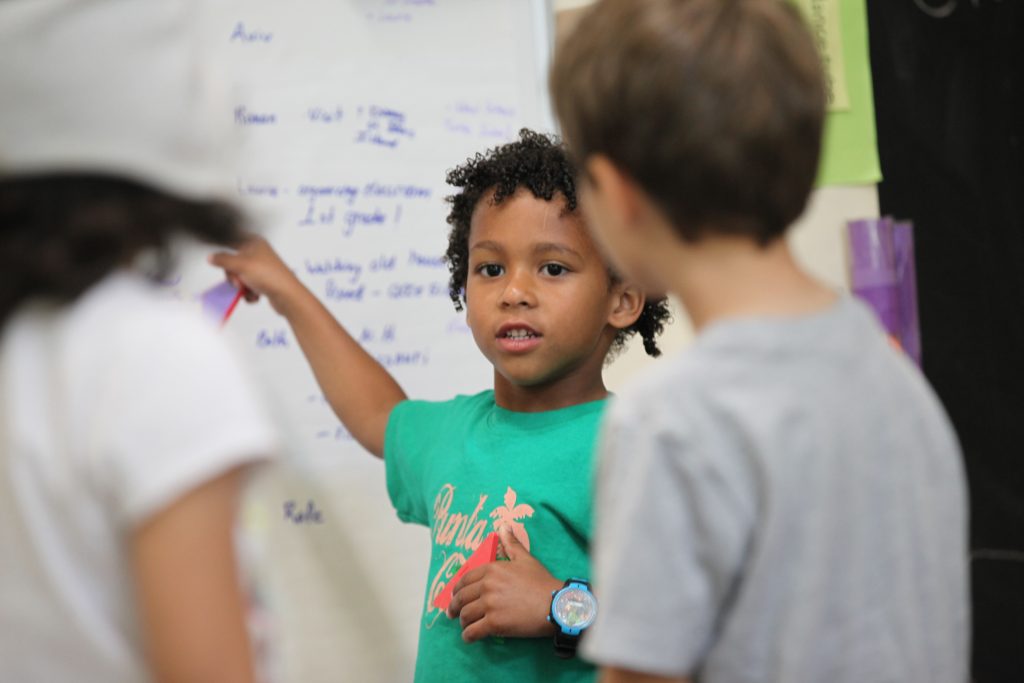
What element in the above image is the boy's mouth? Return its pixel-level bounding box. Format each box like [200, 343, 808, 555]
[496, 323, 542, 352]
[497, 323, 540, 338]
[502, 328, 539, 339]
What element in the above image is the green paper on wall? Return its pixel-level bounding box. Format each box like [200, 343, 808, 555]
[790, 0, 881, 186]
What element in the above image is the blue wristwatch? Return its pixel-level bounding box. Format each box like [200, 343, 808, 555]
[547, 578, 598, 658]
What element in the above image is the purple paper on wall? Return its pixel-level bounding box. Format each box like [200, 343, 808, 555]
[892, 221, 922, 366]
[848, 217, 901, 340]
[200, 280, 241, 322]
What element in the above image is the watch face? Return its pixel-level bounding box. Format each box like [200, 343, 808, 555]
[553, 587, 597, 630]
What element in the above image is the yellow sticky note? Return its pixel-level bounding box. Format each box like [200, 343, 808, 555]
[790, 0, 881, 186]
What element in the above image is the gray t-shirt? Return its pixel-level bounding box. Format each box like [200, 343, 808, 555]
[583, 296, 968, 683]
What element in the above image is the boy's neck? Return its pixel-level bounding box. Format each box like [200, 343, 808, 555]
[492, 368, 609, 413]
[664, 236, 837, 332]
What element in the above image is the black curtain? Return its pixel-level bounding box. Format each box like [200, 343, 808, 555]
[867, 1, 1024, 680]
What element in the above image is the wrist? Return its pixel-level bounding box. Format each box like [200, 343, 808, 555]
[547, 578, 598, 659]
[269, 275, 312, 318]
[541, 577, 564, 635]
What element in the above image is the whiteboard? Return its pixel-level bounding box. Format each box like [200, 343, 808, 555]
[169, 2, 555, 681]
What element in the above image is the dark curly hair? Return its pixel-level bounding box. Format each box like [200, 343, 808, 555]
[443, 129, 670, 358]
[0, 174, 244, 328]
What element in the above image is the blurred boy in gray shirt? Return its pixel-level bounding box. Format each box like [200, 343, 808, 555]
[550, 1, 969, 682]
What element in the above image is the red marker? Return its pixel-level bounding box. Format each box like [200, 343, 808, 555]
[221, 286, 246, 327]
[200, 280, 249, 328]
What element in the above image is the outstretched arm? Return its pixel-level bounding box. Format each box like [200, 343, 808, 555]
[209, 237, 405, 457]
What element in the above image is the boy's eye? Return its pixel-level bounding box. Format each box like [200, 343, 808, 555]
[542, 263, 568, 276]
[478, 264, 504, 277]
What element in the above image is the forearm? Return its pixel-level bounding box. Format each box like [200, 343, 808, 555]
[275, 280, 406, 457]
[208, 237, 403, 457]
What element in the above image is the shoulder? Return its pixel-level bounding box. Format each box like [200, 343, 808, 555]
[57, 272, 228, 371]
[7, 271, 245, 396]
[389, 389, 494, 433]
[75, 274, 271, 436]
[100, 274, 229, 360]
[394, 388, 494, 417]
[819, 297, 953, 424]
[601, 351, 719, 489]
[597, 353, 760, 548]
[383, 391, 494, 500]
[606, 349, 713, 436]
[31, 272, 275, 524]
[601, 343, 768, 505]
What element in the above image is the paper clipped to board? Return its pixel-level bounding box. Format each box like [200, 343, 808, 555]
[200, 280, 245, 327]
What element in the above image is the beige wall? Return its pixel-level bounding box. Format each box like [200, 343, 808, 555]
[552, 0, 879, 390]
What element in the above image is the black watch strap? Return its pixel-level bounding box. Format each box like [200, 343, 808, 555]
[553, 629, 580, 659]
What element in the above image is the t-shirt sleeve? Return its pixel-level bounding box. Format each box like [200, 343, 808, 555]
[102, 315, 276, 528]
[384, 399, 431, 526]
[581, 394, 755, 677]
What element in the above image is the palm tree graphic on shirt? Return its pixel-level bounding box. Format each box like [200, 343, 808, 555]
[490, 486, 535, 551]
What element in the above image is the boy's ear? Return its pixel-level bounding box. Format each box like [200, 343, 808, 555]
[607, 281, 645, 331]
[585, 155, 643, 228]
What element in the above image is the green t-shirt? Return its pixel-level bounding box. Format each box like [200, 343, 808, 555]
[385, 390, 605, 683]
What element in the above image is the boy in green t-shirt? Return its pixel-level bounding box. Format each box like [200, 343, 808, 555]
[211, 129, 670, 682]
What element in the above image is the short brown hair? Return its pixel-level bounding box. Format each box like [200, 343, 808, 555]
[551, 0, 826, 244]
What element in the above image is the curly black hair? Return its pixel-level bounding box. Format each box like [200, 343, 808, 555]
[443, 128, 671, 358]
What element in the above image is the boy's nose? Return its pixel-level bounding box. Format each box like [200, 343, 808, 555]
[500, 270, 536, 308]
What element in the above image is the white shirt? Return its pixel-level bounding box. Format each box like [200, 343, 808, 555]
[0, 271, 276, 682]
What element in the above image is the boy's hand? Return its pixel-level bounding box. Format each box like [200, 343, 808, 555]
[446, 526, 563, 643]
[208, 236, 303, 316]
